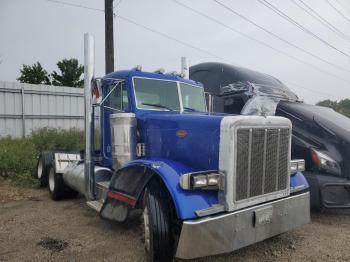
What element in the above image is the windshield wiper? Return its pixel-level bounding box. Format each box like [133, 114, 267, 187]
[141, 103, 173, 111]
[183, 106, 199, 112]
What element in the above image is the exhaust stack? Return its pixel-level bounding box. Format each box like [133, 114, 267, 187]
[84, 33, 95, 200]
[181, 57, 189, 79]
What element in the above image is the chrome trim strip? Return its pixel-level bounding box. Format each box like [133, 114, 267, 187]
[247, 129, 252, 198]
[290, 185, 307, 194]
[195, 204, 225, 217]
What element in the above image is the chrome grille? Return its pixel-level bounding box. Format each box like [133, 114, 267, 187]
[235, 128, 290, 202]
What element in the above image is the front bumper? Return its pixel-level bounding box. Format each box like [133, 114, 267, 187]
[304, 172, 350, 209]
[175, 192, 310, 259]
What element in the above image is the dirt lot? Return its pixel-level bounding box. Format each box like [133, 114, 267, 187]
[1, 179, 350, 262]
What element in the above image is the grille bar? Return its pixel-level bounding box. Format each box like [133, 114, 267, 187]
[235, 128, 290, 202]
[262, 129, 267, 194]
[247, 129, 252, 198]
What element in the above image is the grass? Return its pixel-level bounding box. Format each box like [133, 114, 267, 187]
[0, 128, 85, 188]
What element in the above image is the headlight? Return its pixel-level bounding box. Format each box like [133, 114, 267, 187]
[180, 171, 224, 190]
[290, 159, 305, 174]
[193, 175, 208, 188]
[311, 149, 341, 176]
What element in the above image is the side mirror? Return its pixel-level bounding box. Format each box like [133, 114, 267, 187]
[204, 92, 214, 112]
[91, 78, 102, 105]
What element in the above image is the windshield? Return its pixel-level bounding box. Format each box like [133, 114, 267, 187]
[134, 78, 180, 111]
[180, 83, 206, 112]
[133, 77, 206, 112]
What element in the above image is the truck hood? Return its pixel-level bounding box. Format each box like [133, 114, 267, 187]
[276, 101, 350, 178]
[137, 111, 224, 171]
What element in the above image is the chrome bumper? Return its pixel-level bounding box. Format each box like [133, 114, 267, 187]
[176, 192, 310, 259]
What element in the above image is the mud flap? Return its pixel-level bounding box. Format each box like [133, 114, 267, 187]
[100, 198, 130, 222]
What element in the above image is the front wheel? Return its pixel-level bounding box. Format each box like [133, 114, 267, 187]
[142, 181, 174, 262]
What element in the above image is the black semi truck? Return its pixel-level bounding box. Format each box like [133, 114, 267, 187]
[190, 62, 350, 210]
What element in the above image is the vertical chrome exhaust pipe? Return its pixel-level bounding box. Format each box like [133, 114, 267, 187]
[84, 33, 95, 200]
[181, 56, 189, 79]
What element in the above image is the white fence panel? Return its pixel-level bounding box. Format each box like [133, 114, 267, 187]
[0, 81, 84, 138]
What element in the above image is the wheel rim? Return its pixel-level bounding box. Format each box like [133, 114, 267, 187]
[48, 168, 55, 192]
[143, 206, 151, 252]
[37, 159, 43, 179]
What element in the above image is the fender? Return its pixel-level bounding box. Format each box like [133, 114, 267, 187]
[290, 171, 310, 194]
[101, 159, 219, 221]
[101, 161, 310, 221]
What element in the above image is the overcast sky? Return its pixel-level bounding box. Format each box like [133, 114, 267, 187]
[1, 0, 350, 104]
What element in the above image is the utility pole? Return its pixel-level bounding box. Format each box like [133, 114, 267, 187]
[105, 0, 114, 74]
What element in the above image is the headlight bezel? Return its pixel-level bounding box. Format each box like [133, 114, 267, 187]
[180, 171, 224, 190]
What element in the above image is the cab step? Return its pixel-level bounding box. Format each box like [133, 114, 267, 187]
[86, 200, 103, 212]
[95, 181, 110, 200]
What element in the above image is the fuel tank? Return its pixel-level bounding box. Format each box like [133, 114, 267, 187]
[110, 113, 137, 170]
[63, 163, 112, 196]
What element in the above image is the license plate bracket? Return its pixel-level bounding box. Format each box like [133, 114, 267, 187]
[254, 205, 273, 227]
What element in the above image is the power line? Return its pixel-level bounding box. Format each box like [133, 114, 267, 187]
[47, 0, 104, 12]
[325, 0, 350, 24]
[289, 0, 350, 41]
[297, 0, 350, 40]
[114, 0, 123, 11]
[46, 0, 232, 63]
[212, 0, 350, 73]
[115, 12, 345, 98]
[171, 0, 350, 83]
[257, 0, 350, 59]
[115, 15, 234, 63]
[284, 81, 341, 100]
[335, 0, 350, 15]
[46, 0, 348, 99]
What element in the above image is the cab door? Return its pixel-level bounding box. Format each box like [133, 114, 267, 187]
[100, 79, 129, 168]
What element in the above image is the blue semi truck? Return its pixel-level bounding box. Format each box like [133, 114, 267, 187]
[36, 35, 310, 261]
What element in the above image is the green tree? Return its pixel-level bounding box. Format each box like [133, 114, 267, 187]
[336, 99, 350, 117]
[51, 58, 84, 88]
[17, 62, 51, 85]
[317, 99, 350, 118]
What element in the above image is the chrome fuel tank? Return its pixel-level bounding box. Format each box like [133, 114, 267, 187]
[63, 163, 113, 196]
[110, 113, 137, 170]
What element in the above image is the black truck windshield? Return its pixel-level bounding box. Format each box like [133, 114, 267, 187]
[133, 78, 206, 112]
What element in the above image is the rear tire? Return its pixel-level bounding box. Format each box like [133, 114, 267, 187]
[37, 151, 53, 187]
[48, 166, 78, 200]
[142, 180, 174, 262]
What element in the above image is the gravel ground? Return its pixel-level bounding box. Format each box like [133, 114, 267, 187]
[1, 178, 350, 262]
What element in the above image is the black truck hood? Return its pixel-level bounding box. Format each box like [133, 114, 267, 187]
[276, 101, 350, 178]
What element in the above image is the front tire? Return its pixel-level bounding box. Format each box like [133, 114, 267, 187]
[142, 180, 174, 262]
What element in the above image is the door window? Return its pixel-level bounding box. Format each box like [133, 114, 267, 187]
[105, 81, 129, 111]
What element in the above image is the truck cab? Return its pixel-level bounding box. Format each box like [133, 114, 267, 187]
[37, 35, 310, 262]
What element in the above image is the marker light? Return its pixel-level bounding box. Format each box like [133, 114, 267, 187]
[154, 68, 165, 74]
